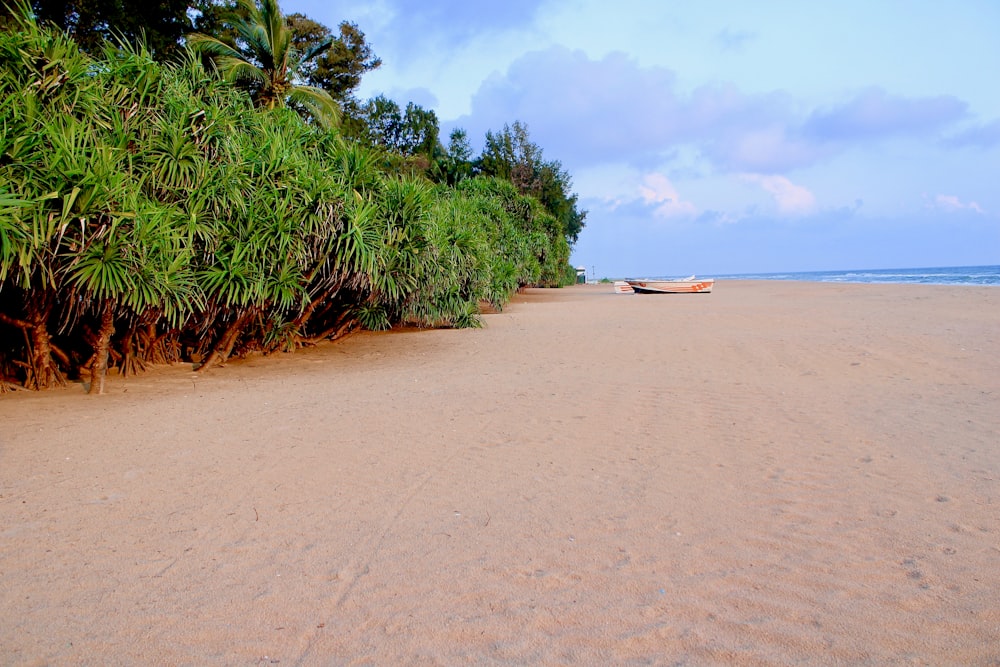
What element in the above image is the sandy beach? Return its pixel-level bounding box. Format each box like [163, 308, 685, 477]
[1, 281, 998, 665]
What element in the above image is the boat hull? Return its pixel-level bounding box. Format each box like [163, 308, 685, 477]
[625, 279, 714, 294]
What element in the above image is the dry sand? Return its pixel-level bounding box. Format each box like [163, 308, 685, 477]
[1, 281, 998, 665]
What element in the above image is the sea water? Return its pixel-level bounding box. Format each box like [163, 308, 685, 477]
[714, 265, 1000, 286]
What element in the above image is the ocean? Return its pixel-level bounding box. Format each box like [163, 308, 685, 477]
[714, 265, 1000, 286]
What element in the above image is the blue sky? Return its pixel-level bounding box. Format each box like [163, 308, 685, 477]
[284, 0, 999, 277]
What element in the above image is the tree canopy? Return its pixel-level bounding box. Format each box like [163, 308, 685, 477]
[286, 14, 381, 105]
[2, 0, 191, 58]
[186, 0, 338, 126]
[477, 121, 586, 244]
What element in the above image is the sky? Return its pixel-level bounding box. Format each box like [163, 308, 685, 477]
[284, 0, 1000, 277]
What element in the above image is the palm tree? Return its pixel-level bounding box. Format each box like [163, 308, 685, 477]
[186, 0, 339, 128]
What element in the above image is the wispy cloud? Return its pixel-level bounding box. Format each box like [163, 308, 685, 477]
[638, 173, 698, 219]
[740, 174, 817, 216]
[931, 194, 985, 214]
[946, 117, 1000, 148]
[803, 87, 966, 141]
[453, 48, 971, 175]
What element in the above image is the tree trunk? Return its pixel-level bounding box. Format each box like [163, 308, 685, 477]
[296, 313, 355, 346]
[88, 299, 116, 395]
[196, 309, 254, 373]
[120, 324, 147, 378]
[292, 277, 344, 332]
[139, 320, 179, 365]
[24, 290, 62, 390]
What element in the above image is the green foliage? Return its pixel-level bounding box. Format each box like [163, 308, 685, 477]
[358, 95, 441, 159]
[0, 6, 583, 391]
[4, 0, 192, 60]
[441, 128, 474, 186]
[286, 14, 381, 105]
[186, 0, 339, 127]
[355, 302, 390, 331]
[476, 120, 587, 246]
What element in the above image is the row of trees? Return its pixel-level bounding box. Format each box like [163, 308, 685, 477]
[0, 0, 382, 85]
[0, 2, 583, 393]
[2, 0, 587, 245]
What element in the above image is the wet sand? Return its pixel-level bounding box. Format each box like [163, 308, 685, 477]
[1, 281, 998, 665]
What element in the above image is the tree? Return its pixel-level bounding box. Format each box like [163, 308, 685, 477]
[3, 0, 192, 60]
[478, 121, 540, 192]
[361, 95, 441, 159]
[536, 160, 587, 245]
[187, 0, 339, 127]
[188, 0, 240, 45]
[286, 14, 380, 104]
[477, 121, 586, 247]
[362, 94, 404, 151]
[401, 102, 440, 159]
[442, 128, 473, 185]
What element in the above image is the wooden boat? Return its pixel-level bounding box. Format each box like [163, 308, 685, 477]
[625, 276, 714, 294]
[613, 280, 635, 293]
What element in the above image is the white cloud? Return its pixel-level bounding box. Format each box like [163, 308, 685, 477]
[933, 194, 985, 214]
[639, 173, 698, 219]
[740, 174, 817, 215]
[572, 164, 702, 219]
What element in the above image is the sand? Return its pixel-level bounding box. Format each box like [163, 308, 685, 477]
[1, 281, 998, 665]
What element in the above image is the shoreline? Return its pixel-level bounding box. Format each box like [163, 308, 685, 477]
[597, 263, 1000, 287]
[4, 279, 998, 401]
[2, 281, 998, 663]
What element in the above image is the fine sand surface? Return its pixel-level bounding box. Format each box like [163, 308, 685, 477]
[1, 281, 998, 665]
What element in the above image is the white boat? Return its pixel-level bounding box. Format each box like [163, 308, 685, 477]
[624, 276, 714, 294]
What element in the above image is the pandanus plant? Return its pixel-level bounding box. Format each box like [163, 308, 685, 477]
[0, 15, 129, 392]
[0, 12, 201, 391]
[0, 2, 579, 392]
[0, 13, 90, 389]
